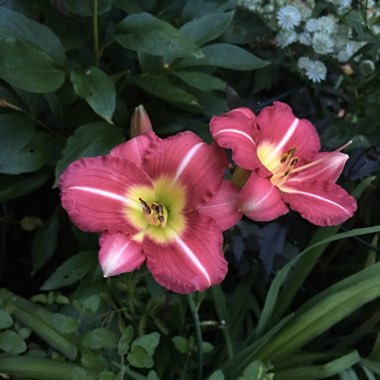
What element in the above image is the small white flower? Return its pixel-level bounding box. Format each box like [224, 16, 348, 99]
[318, 16, 337, 34]
[336, 41, 366, 62]
[312, 32, 335, 54]
[276, 5, 301, 30]
[305, 18, 320, 32]
[298, 32, 312, 45]
[305, 60, 327, 83]
[338, 0, 352, 11]
[276, 30, 298, 47]
[297, 56, 312, 69]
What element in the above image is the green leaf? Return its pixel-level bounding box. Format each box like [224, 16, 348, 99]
[132, 332, 160, 357]
[256, 264, 380, 362]
[54, 122, 125, 186]
[361, 359, 380, 375]
[0, 330, 26, 354]
[202, 342, 214, 353]
[128, 74, 201, 109]
[239, 361, 271, 380]
[0, 310, 13, 329]
[31, 208, 60, 275]
[118, 325, 134, 355]
[127, 345, 154, 368]
[177, 43, 268, 71]
[0, 173, 49, 202]
[275, 351, 360, 380]
[82, 328, 117, 349]
[0, 37, 65, 93]
[114, 12, 202, 60]
[41, 251, 97, 291]
[63, 0, 112, 16]
[49, 313, 78, 335]
[0, 113, 35, 164]
[173, 70, 225, 91]
[208, 370, 225, 380]
[180, 12, 234, 46]
[0, 7, 65, 63]
[70, 68, 116, 123]
[172, 336, 189, 354]
[2, 131, 55, 175]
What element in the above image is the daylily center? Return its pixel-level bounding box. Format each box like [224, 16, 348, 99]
[139, 198, 168, 228]
[257, 143, 298, 187]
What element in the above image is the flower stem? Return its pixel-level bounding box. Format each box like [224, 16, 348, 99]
[187, 293, 203, 380]
[92, 0, 100, 66]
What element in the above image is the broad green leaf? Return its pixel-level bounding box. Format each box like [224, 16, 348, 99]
[0, 7, 65, 63]
[132, 332, 160, 357]
[118, 325, 134, 355]
[127, 345, 154, 368]
[0, 173, 49, 202]
[70, 68, 116, 123]
[41, 251, 97, 290]
[54, 122, 125, 186]
[180, 12, 234, 46]
[31, 208, 60, 275]
[49, 313, 78, 335]
[172, 336, 189, 354]
[128, 74, 201, 109]
[63, 0, 112, 16]
[0, 37, 65, 93]
[238, 361, 271, 380]
[275, 351, 360, 380]
[2, 132, 55, 175]
[177, 43, 268, 71]
[147, 371, 159, 380]
[0, 113, 35, 171]
[0, 310, 13, 329]
[173, 70, 225, 91]
[208, 370, 225, 380]
[82, 328, 117, 349]
[0, 330, 26, 354]
[114, 12, 202, 60]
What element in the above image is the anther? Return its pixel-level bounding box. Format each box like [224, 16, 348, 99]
[291, 158, 298, 166]
[139, 198, 151, 214]
[158, 215, 165, 223]
[151, 203, 159, 211]
[157, 204, 164, 214]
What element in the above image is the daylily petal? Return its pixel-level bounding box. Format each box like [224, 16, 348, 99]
[60, 156, 152, 233]
[143, 131, 227, 211]
[110, 131, 160, 167]
[99, 232, 145, 277]
[210, 107, 264, 171]
[287, 152, 348, 184]
[144, 212, 227, 294]
[198, 180, 243, 231]
[238, 172, 289, 221]
[281, 181, 357, 226]
[256, 102, 320, 166]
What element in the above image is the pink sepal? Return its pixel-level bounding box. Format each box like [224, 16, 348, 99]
[280, 181, 357, 226]
[198, 180, 242, 231]
[99, 232, 145, 277]
[210, 107, 263, 170]
[238, 172, 289, 221]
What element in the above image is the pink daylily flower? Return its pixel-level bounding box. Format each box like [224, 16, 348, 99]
[210, 101, 357, 226]
[60, 131, 242, 293]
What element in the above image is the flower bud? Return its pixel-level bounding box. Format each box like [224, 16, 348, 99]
[130, 105, 153, 138]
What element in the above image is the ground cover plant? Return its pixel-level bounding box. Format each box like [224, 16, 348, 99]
[0, 0, 380, 379]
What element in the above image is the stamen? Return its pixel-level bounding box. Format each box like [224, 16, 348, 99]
[151, 203, 159, 211]
[290, 140, 352, 175]
[158, 215, 165, 223]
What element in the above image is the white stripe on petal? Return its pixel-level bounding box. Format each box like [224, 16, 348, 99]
[214, 129, 256, 146]
[174, 235, 211, 286]
[242, 186, 274, 211]
[281, 187, 351, 214]
[103, 240, 131, 277]
[174, 143, 204, 182]
[265, 118, 299, 160]
[68, 186, 137, 207]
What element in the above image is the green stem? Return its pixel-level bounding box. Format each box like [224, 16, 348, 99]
[0, 356, 96, 380]
[187, 294, 203, 380]
[93, 0, 100, 66]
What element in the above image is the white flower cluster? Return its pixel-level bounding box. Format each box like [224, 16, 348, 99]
[237, 0, 379, 83]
